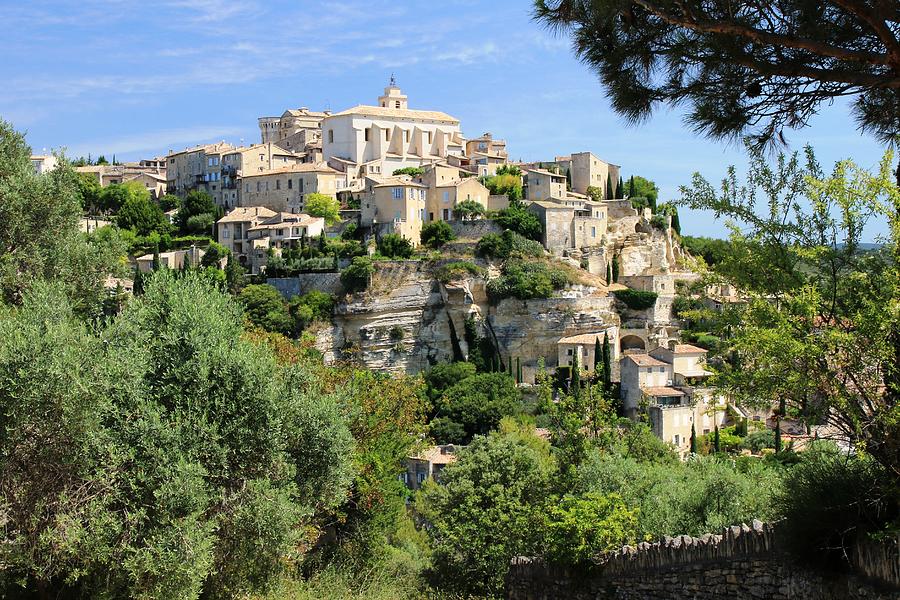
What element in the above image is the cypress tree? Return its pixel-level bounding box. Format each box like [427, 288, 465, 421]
[602, 332, 612, 390]
[594, 337, 602, 373]
[690, 423, 698, 454]
[671, 209, 681, 235]
[775, 419, 783, 453]
[713, 425, 721, 453]
[516, 356, 522, 384]
[318, 231, 327, 252]
[628, 176, 635, 198]
[571, 353, 581, 400]
[565, 167, 572, 191]
[508, 360, 513, 376]
[152, 242, 161, 271]
[605, 174, 613, 200]
[612, 256, 620, 283]
[606, 262, 612, 284]
[617, 175, 624, 199]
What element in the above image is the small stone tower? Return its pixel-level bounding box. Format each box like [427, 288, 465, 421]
[378, 74, 408, 109]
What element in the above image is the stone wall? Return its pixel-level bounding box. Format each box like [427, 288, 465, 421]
[268, 273, 343, 298]
[507, 522, 899, 600]
[449, 219, 503, 240]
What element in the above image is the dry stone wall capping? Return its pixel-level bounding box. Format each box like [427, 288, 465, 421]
[507, 522, 900, 600]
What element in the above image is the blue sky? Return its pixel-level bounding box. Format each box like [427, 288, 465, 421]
[1, 0, 891, 239]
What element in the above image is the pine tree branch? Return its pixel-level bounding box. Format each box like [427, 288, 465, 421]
[631, 0, 892, 67]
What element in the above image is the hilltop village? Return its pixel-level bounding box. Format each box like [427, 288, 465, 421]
[57, 79, 763, 460]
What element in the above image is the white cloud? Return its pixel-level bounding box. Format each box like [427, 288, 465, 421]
[64, 125, 246, 157]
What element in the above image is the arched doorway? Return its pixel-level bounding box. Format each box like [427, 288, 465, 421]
[620, 334, 646, 353]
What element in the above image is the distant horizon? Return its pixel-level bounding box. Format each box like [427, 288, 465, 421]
[2, 0, 891, 241]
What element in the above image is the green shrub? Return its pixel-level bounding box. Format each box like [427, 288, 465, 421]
[454, 199, 486, 220]
[435, 261, 483, 283]
[392, 167, 424, 177]
[376, 234, 413, 259]
[476, 230, 543, 260]
[742, 429, 775, 453]
[775, 442, 895, 570]
[486, 260, 571, 301]
[544, 493, 638, 564]
[420, 221, 456, 249]
[340, 257, 374, 292]
[494, 206, 543, 241]
[650, 214, 668, 230]
[613, 289, 659, 310]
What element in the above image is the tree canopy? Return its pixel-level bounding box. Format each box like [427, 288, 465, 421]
[534, 0, 900, 147]
[304, 193, 341, 225]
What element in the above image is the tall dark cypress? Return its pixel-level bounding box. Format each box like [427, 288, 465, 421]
[690, 423, 698, 454]
[602, 332, 612, 390]
[714, 425, 721, 453]
[594, 337, 602, 374]
[617, 175, 624, 199]
[605, 173, 613, 200]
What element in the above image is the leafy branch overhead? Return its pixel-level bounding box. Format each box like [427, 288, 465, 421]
[534, 0, 900, 146]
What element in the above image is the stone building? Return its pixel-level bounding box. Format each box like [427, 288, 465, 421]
[30, 155, 58, 174]
[322, 79, 466, 182]
[135, 246, 205, 273]
[554, 151, 621, 197]
[238, 163, 346, 213]
[619, 342, 724, 454]
[426, 176, 491, 223]
[556, 328, 619, 371]
[165, 141, 235, 204]
[361, 175, 428, 244]
[402, 444, 459, 490]
[258, 107, 329, 148]
[216, 206, 277, 269]
[524, 167, 567, 201]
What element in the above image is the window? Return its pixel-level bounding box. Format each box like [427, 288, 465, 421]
[328, 130, 333, 143]
[404, 130, 410, 143]
[443, 191, 450, 203]
[385, 129, 390, 141]
[259, 154, 264, 161]
[591, 227, 596, 237]
[419, 189, 425, 200]
[674, 435, 680, 446]
[567, 348, 573, 355]
[416, 472, 426, 484]
[276, 229, 284, 236]
[276, 179, 281, 190]
[396, 101, 402, 109]
[265, 181, 269, 191]
[222, 228, 229, 239]
[442, 208, 450, 220]
[408, 188, 415, 200]
[395, 210, 402, 220]
[427, 131, 433, 144]
[288, 179, 292, 190]
[392, 187, 403, 199]
[298, 178, 304, 192]
[246, 183, 250, 193]
[365, 128, 370, 142]
[429, 212, 434, 221]
[256, 182, 261, 192]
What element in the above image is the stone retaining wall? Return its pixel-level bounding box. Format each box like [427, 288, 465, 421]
[268, 273, 343, 298]
[507, 522, 899, 600]
[449, 219, 503, 240]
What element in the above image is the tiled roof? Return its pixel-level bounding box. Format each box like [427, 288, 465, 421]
[558, 332, 607, 345]
[672, 344, 708, 354]
[327, 104, 459, 123]
[526, 167, 566, 178]
[625, 354, 668, 367]
[217, 206, 277, 223]
[412, 445, 461, 465]
[528, 200, 573, 210]
[241, 163, 339, 178]
[643, 386, 685, 397]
